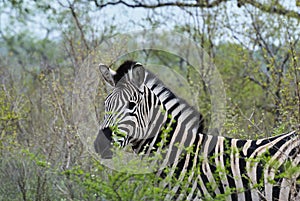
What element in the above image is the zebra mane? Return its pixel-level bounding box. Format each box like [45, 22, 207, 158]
[114, 61, 185, 104]
[115, 61, 175, 94]
[113, 60, 140, 83]
[146, 71, 205, 134]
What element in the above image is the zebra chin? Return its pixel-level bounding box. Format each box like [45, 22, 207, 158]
[94, 127, 113, 159]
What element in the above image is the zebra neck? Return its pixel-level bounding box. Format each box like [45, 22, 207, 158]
[144, 73, 204, 136]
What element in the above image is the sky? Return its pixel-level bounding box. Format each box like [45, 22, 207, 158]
[0, 0, 299, 48]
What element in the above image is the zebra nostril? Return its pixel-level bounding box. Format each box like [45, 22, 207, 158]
[102, 127, 113, 138]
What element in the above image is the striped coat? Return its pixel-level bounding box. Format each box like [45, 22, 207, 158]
[94, 60, 300, 200]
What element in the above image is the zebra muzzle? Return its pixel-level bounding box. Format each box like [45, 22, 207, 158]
[94, 127, 113, 159]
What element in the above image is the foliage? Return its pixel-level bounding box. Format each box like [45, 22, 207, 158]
[0, 0, 299, 200]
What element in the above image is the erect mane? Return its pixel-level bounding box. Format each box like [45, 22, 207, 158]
[113, 60, 138, 83]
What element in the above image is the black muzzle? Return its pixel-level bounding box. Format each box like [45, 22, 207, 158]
[94, 127, 113, 159]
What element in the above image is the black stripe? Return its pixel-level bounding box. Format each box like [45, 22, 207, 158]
[162, 92, 176, 105]
[157, 87, 168, 97]
[150, 83, 157, 91]
[168, 102, 180, 114]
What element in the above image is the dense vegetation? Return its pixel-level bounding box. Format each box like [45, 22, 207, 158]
[0, 0, 299, 200]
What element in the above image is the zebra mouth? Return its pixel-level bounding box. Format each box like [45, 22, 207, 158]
[94, 127, 113, 159]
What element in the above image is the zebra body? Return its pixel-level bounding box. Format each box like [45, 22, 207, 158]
[94, 60, 300, 200]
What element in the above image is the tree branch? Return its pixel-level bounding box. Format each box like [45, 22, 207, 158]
[92, 0, 226, 9]
[67, 0, 90, 52]
[245, 0, 300, 20]
[91, 0, 300, 21]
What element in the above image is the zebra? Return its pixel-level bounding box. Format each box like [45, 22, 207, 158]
[94, 60, 300, 200]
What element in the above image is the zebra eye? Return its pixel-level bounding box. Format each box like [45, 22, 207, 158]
[128, 101, 135, 110]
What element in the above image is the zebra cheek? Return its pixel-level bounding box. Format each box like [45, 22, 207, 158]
[94, 128, 113, 159]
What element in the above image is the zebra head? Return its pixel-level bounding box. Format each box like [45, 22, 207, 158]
[94, 61, 165, 159]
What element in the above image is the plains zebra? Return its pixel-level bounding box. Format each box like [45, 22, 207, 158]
[94, 60, 300, 200]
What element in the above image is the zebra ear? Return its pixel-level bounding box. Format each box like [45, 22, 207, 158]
[131, 64, 145, 89]
[99, 64, 116, 87]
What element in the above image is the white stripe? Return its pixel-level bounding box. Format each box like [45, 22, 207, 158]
[231, 139, 245, 201]
[243, 140, 251, 156]
[202, 135, 221, 195]
[215, 136, 231, 201]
